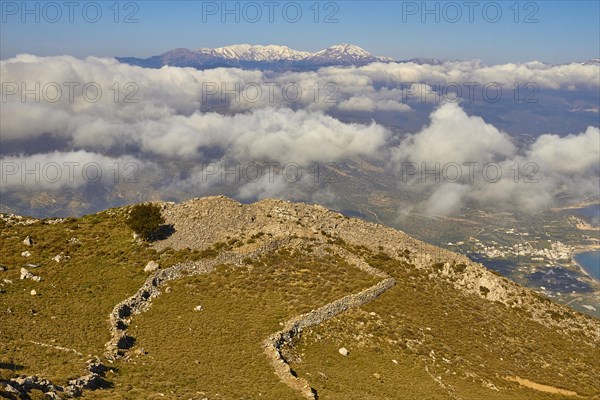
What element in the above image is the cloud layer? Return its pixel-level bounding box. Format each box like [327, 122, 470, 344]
[1, 55, 599, 215]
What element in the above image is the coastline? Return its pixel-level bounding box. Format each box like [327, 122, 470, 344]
[571, 247, 600, 281]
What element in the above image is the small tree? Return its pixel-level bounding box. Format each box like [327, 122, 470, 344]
[126, 203, 165, 241]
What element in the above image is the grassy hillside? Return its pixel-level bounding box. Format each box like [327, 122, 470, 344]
[1, 198, 599, 399]
[289, 249, 599, 399]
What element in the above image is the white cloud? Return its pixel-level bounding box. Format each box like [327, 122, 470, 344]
[1, 55, 598, 216]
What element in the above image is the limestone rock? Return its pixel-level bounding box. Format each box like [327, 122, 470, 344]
[20, 268, 32, 279]
[52, 253, 69, 263]
[20, 268, 41, 282]
[144, 261, 159, 273]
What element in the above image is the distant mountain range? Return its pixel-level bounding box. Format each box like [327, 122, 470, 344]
[116, 43, 395, 70]
[116, 44, 600, 70]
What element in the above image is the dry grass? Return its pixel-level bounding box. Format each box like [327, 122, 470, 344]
[288, 249, 600, 399]
[84, 249, 379, 399]
[1, 211, 598, 400]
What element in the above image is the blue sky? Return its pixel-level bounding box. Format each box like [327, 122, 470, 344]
[1, 0, 599, 64]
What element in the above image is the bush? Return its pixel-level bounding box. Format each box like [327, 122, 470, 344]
[126, 203, 165, 241]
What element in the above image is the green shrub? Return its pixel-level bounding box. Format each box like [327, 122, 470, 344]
[126, 203, 165, 241]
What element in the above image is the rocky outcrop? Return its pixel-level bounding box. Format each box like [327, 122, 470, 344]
[150, 196, 600, 343]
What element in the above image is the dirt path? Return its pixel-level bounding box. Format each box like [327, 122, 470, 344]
[504, 376, 579, 397]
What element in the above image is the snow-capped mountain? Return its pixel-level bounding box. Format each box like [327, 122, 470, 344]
[577, 58, 600, 66]
[307, 43, 393, 64]
[195, 44, 312, 62]
[117, 44, 394, 70]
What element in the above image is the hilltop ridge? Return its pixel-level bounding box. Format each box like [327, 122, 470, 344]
[1, 196, 599, 399]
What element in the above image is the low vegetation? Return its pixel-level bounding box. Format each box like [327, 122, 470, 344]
[125, 203, 165, 241]
[1, 200, 599, 400]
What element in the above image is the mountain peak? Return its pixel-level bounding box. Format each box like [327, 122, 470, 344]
[117, 43, 394, 70]
[195, 44, 312, 62]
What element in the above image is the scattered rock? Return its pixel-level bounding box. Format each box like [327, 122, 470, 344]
[392, 359, 398, 365]
[21, 251, 31, 257]
[165, 286, 172, 293]
[20, 268, 31, 279]
[30, 289, 37, 296]
[3, 382, 20, 394]
[194, 305, 203, 312]
[338, 347, 349, 356]
[0, 265, 7, 272]
[26, 263, 41, 268]
[20, 268, 41, 282]
[373, 372, 381, 380]
[133, 347, 146, 355]
[52, 253, 69, 263]
[144, 261, 159, 273]
[68, 237, 82, 245]
[23, 236, 34, 246]
[3, 279, 13, 284]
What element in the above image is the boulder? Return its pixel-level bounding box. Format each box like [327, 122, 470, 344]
[20, 268, 32, 279]
[144, 261, 159, 273]
[30, 289, 37, 296]
[0, 265, 6, 272]
[21, 251, 31, 257]
[338, 347, 349, 356]
[194, 305, 203, 312]
[23, 236, 33, 246]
